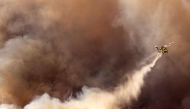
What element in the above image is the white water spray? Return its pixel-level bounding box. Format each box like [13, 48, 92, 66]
[114, 53, 161, 106]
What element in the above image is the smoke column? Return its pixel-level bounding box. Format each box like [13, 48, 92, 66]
[0, 52, 160, 109]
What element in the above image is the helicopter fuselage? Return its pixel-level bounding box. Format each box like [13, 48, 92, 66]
[155, 46, 168, 54]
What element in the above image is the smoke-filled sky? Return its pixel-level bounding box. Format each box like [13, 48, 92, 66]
[0, 0, 190, 109]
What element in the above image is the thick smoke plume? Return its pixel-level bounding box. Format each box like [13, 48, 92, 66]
[0, 0, 125, 106]
[1, 0, 190, 108]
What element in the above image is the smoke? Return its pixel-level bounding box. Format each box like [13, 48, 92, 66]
[1, 0, 190, 108]
[23, 87, 116, 109]
[0, 0, 126, 106]
[0, 104, 19, 109]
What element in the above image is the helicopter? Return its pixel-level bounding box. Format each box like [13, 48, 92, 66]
[155, 42, 173, 54]
[155, 46, 168, 54]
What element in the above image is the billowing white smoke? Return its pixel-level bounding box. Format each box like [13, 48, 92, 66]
[0, 53, 161, 109]
[24, 87, 117, 109]
[0, 104, 19, 109]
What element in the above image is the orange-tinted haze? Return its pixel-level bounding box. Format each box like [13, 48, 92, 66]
[1, 0, 190, 108]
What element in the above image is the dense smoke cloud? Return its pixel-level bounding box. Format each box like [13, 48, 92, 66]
[0, 0, 136, 107]
[1, 0, 190, 109]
